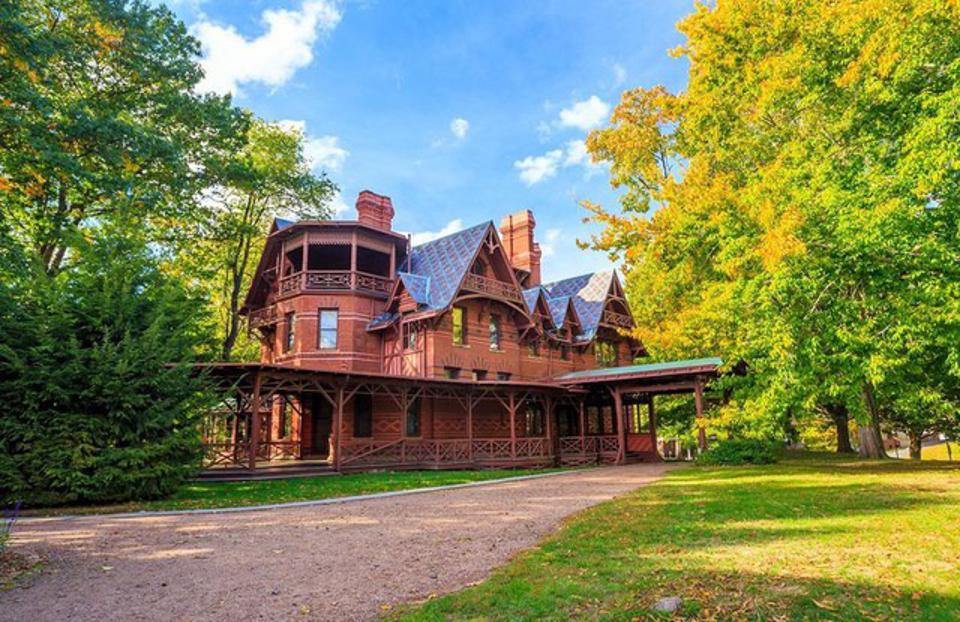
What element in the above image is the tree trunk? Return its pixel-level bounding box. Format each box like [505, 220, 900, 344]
[825, 403, 854, 453]
[908, 431, 922, 460]
[858, 382, 886, 459]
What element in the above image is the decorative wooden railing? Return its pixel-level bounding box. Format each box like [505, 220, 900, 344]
[601, 309, 634, 329]
[203, 442, 247, 468]
[461, 273, 524, 304]
[340, 437, 551, 467]
[256, 440, 300, 461]
[558, 436, 598, 455]
[278, 270, 393, 298]
[249, 305, 279, 329]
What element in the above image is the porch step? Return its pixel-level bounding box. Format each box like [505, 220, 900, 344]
[198, 462, 338, 482]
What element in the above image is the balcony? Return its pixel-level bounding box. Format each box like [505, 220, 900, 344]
[461, 272, 524, 304]
[249, 305, 280, 330]
[601, 308, 634, 329]
[278, 270, 394, 298]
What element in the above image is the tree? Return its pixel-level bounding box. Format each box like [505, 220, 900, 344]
[0, 0, 245, 274]
[187, 119, 336, 360]
[0, 234, 213, 505]
[584, 0, 960, 456]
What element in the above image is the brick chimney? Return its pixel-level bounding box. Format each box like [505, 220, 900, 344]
[499, 209, 542, 287]
[355, 190, 395, 230]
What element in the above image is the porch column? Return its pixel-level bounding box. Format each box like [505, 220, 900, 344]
[613, 388, 626, 465]
[579, 400, 586, 445]
[694, 377, 707, 452]
[648, 395, 657, 449]
[333, 385, 344, 471]
[508, 391, 517, 459]
[247, 371, 262, 470]
[467, 393, 474, 463]
[545, 394, 555, 463]
[301, 234, 308, 289]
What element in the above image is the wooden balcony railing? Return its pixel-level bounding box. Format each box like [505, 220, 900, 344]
[601, 308, 634, 329]
[461, 273, 524, 304]
[249, 305, 279, 330]
[278, 270, 393, 298]
[340, 437, 551, 467]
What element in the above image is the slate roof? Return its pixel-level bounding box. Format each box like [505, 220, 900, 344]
[406, 221, 491, 310]
[540, 271, 615, 341]
[522, 287, 542, 314]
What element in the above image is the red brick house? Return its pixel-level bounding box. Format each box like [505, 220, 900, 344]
[200, 191, 720, 474]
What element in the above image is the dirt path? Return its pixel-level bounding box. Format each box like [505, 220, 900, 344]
[2, 463, 674, 622]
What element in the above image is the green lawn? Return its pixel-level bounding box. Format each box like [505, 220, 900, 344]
[923, 442, 959, 462]
[23, 469, 554, 517]
[395, 454, 960, 621]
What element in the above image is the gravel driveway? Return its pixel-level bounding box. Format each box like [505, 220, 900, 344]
[2, 463, 674, 621]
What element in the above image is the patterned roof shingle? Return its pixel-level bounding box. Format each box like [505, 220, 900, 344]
[541, 271, 615, 340]
[406, 221, 491, 311]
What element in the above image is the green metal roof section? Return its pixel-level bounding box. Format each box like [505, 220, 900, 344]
[555, 357, 723, 382]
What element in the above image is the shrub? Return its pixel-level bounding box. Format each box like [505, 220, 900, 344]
[0, 237, 213, 506]
[695, 438, 778, 466]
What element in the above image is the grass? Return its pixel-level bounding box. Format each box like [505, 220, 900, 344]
[394, 453, 960, 621]
[22, 469, 556, 517]
[923, 442, 959, 462]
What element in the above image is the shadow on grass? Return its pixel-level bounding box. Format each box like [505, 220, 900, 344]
[393, 457, 960, 621]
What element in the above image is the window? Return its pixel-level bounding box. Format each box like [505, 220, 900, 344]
[444, 367, 461, 379]
[354, 394, 372, 438]
[560, 344, 569, 360]
[489, 314, 501, 350]
[586, 406, 600, 434]
[277, 398, 291, 439]
[284, 312, 296, 352]
[452, 306, 466, 345]
[406, 397, 421, 437]
[472, 369, 488, 381]
[595, 340, 618, 368]
[471, 258, 486, 276]
[404, 323, 418, 350]
[496, 371, 512, 381]
[524, 406, 545, 436]
[527, 339, 540, 357]
[318, 309, 338, 349]
[628, 403, 651, 433]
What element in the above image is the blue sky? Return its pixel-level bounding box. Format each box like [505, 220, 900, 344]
[167, 0, 692, 282]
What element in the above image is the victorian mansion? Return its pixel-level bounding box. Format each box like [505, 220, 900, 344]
[201, 191, 720, 475]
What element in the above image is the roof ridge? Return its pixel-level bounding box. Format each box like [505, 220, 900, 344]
[541, 269, 614, 289]
[410, 220, 492, 250]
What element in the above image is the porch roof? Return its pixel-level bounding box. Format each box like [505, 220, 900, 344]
[553, 357, 723, 386]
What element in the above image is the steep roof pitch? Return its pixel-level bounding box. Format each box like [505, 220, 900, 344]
[405, 221, 492, 311]
[541, 271, 616, 341]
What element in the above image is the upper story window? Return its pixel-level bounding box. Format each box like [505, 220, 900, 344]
[404, 323, 418, 351]
[472, 369, 488, 381]
[595, 340, 618, 368]
[489, 314, 501, 350]
[452, 306, 466, 345]
[318, 309, 338, 349]
[527, 339, 540, 358]
[444, 367, 461, 380]
[560, 344, 569, 360]
[496, 371, 512, 381]
[471, 258, 487, 276]
[284, 312, 296, 352]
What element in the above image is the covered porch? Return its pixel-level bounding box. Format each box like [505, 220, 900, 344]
[196, 358, 722, 476]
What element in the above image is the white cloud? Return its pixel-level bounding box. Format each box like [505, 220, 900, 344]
[276, 119, 348, 172]
[329, 191, 350, 216]
[557, 95, 611, 131]
[539, 228, 562, 257]
[193, 0, 342, 95]
[449, 118, 470, 140]
[515, 140, 603, 186]
[612, 63, 627, 87]
[514, 149, 563, 186]
[410, 219, 465, 246]
[304, 135, 348, 171]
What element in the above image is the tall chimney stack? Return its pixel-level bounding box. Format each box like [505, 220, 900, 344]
[499, 209, 541, 287]
[355, 190, 395, 230]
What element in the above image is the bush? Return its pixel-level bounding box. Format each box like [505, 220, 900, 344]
[695, 439, 778, 466]
[0, 237, 213, 506]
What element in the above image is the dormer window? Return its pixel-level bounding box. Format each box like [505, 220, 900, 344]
[404, 323, 418, 351]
